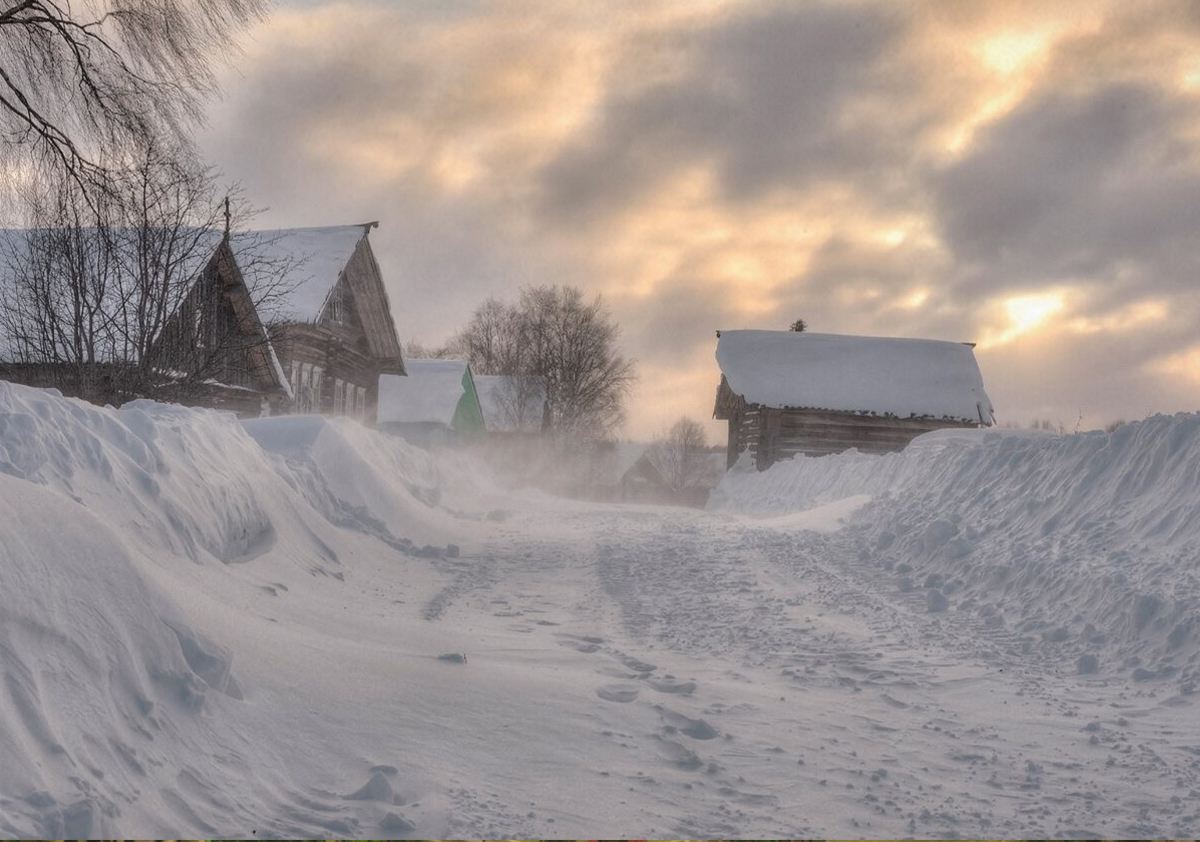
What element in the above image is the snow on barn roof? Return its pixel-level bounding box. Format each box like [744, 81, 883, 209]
[472, 375, 545, 433]
[377, 360, 474, 426]
[230, 224, 373, 323]
[716, 329, 994, 425]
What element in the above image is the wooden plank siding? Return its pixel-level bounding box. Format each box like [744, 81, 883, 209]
[147, 224, 403, 422]
[340, 236, 404, 372]
[715, 377, 980, 470]
[271, 323, 381, 424]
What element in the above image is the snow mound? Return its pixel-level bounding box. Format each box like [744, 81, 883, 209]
[0, 472, 245, 837]
[711, 416, 1200, 686]
[244, 413, 457, 549]
[0, 380, 483, 836]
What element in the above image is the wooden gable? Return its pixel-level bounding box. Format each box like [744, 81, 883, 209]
[152, 238, 287, 398]
[335, 234, 405, 375]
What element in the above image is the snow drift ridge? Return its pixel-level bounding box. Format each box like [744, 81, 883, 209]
[711, 417, 1200, 689]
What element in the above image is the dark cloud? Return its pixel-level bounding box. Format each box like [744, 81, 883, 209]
[537, 1, 913, 225]
[933, 79, 1200, 375]
[935, 84, 1200, 283]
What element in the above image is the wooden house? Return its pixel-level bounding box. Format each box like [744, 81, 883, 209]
[714, 330, 994, 470]
[256, 224, 405, 424]
[376, 359, 487, 446]
[155, 222, 405, 421]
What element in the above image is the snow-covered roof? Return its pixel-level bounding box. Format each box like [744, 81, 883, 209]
[716, 330, 993, 425]
[472, 375, 545, 433]
[1, 224, 374, 325]
[377, 360, 472, 426]
[230, 225, 373, 323]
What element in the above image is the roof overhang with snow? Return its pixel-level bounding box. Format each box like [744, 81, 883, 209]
[716, 329, 994, 425]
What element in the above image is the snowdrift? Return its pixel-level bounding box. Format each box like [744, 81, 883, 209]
[711, 417, 1200, 690]
[0, 381, 475, 836]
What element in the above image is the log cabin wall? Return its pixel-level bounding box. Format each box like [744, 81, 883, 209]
[729, 404, 979, 470]
[715, 376, 980, 470]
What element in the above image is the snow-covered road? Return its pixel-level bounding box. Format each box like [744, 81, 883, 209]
[426, 497, 1200, 839]
[2, 381, 1198, 839]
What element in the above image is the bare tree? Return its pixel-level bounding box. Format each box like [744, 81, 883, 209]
[455, 296, 525, 375]
[404, 335, 465, 362]
[647, 417, 714, 492]
[1, 145, 296, 404]
[457, 285, 635, 436]
[0, 0, 267, 191]
[0, 166, 121, 399]
[487, 373, 546, 433]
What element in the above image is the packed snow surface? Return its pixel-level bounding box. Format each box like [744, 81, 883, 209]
[1, 380, 1199, 839]
[716, 329, 994, 423]
[378, 361, 473, 426]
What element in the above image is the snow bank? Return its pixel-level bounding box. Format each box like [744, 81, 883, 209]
[711, 416, 1200, 688]
[0, 380, 479, 836]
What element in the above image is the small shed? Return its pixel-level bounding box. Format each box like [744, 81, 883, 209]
[714, 330, 994, 470]
[377, 359, 486, 446]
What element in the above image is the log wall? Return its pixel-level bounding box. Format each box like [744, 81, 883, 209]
[727, 403, 980, 471]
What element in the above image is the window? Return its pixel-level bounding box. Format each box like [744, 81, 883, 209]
[333, 378, 344, 415]
[355, 386, 366, 418]
[329, 281, 344, 324]
[298, 363, 312, 412]
[311, 366, 324, 412]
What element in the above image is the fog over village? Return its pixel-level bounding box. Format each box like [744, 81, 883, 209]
[1, 1, 1199, 840]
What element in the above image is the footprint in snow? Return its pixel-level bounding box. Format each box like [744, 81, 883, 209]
[646, 677, 697, 695]
[597, 684, 639, 702]
[618, 654, 657, 673]
[656, 706, 719, 739]
[651, 735, 704, 770]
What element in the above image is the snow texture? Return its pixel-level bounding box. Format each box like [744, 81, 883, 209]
[2, 378, 1200, 839]
[716, 329, 994, 424]
[377, 360, 471, 427]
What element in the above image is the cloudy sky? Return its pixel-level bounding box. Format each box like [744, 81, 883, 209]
[199, 0, 1200, 440]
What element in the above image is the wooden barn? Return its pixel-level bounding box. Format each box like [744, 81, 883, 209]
[156, 222, 405, 421]
[714, 330, 994, 470]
